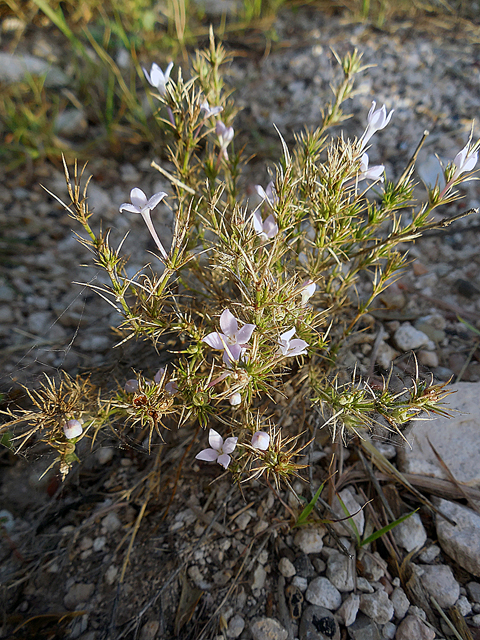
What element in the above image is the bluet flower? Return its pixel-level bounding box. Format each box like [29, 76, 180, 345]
[64, 419, 83, 439]
[195, 428, 238, 469]
[119, 188, 168, 260]
[360, 101, 394, 151]
[252, 210, 278, 241]
[255, 181, 277, 207]
[216, 121, 234, 160]
[143, 62, 173, 96]
[298, 279, 316, 305]
[451, 143, 478, 182]
[358, 153, 385, 182]
[203, 309, 255, 365]
[277, 328, 308, 357]
[200, 101, 223, 118]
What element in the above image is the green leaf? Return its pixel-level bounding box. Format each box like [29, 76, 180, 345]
[295, 481, 325, 527]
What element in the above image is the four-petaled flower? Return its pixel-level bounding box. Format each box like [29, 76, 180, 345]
[196, 428, 238, 469]
[251, 431, 270, 451]
[203, 309, 256, 365]
[255, 181, 277, 208]
[143, 62, 174, 96]
[64, 419, 83, 439]
[252, 210, 278, 241]
[298, 279, 316, 305]
[119, 188, 168, 260]
[360, 101, 394, 151]
[451, 143, 478, 182]
[216, 121, 234, 160]
[277, 328, 309, 357]
[200, 100, 223, 118]
[358, 153, 385, 182]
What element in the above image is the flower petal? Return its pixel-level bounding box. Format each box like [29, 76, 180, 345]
[287, 339, 309, 356]
[235, 323, 256, 344]
[252, 210, 264, 235]
[146, 191, 167, 211]
[216, 453, 231, 469]
[225, 343, 243, 363]
[263, 215, 278, 239]
[130, 188, 147, 208]
[203, 331, 228, 350]
[280, 328, 296, 342]
[119, 203, 141, 214]
[222, 437, 238, 454]
[251, 431, 270, 450]
[208, 429, 223, 450]
[164, 61, 174, 82]
[220, 309, 238, 337]
[195, 448, 219, 462]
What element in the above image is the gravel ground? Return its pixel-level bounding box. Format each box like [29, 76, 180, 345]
[2, 6, 480, 640]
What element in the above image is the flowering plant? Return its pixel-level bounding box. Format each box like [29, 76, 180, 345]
[2, 39, 472, 492]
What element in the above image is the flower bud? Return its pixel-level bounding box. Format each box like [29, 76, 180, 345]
[251, 431, 270, 450]
[229, 392, 242, 406]
[63, 419, 83, 440]
[125, 379, 139, 393]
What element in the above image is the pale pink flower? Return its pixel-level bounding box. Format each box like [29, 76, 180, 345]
[252, 210, 278, 241]
[119, 188, 169, 260]
[277, 328, 308, 357]
[216, 121, 234, 159]
[63, 419, 83, 439]
[229, 392, 242, 406]
[358, 153, 384, 182]
[203, 309, 255, 365]
[255, 181, 277, 207]
[298, 279, 316, 305]
[251, 431, 270, 450]
[451, 143, 478, 182]
[200, 100, 223, 118]
[143, 62, 173, 96]
[195, 428, 238, 469]
[360, 101, 394, 151]
[125, 379, 139, 393]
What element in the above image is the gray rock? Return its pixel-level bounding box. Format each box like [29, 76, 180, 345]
[376, 341, 399, 370]
[252, 564, 266, 593]
[337, 593, 360, 627]
[467, 582, 480, 603]
[251, 617, 288, 640]
[359, 590, 394, 624]
[382, 622, 396, 639]
[28, 310, 52, 334]
[357, 578, 375, 593]
[0, 52, 70, 86]
[64, 582, 95, 609]
[331, 487, 365, 537]
[300, 605, 340, 640]
[326, 550, 355, 592]
[418, 564, 460, 608]
[392, 513, 427, 552]
[279, 557, 296, 578]
[394, 323, 430, 351]
[294, 526, 326, 554]
[395, 614, 435, 640]
[96, 448, 114, 465]
[456, 595, 472, 617]
[0, 305, 14, 323]
[139, 621, 159, 640]
[55, 108, 88, 138]
[295, 554, 317, 577]
[357, 551, 386, 582]
[398, 382, 480, 485]
[472, 614, 480, 627]
[419, 545, 441, 563]
[0, 285, 15, 302]
[305, 577, 342, 610]
[227, 614, 245, 638]
[292, 576, 308, 592]
[390, 586, 410, 620]
[347, 613, 381, 640]
[101, 512, 122, 533]
[435, 498, 480, 577]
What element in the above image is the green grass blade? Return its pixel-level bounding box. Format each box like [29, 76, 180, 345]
[295, 481, 325, 527]
[359, 509, 418, 547]
[337, 494, 361, 546]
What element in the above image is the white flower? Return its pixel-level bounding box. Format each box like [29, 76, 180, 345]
[360, 101, 394, 151]
[451, 143, 478, 182]
[358, 152, 384, 182]
[298, 279, 316, 305]
[251, 431, 270, 450]
[229, 392, 242, 406]
[203, 309, 256, 366]
[200, 100, 223, 118]
[119, 188, 168, 260]
[216, 121, 234, 159]
[277, 328, 308, 357]
[195, 428, 238, 469]
[255, 181, 277, 207]
[64, 419, 83, 439]
[143, 62, 173, 96]
[252, 210, 278, 241]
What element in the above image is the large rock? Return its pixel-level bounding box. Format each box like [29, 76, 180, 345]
[0, 52, 69, 87]
[435, 498, 480, 577]
[418, 564, 460, 608]
[398, 382, 480, 486]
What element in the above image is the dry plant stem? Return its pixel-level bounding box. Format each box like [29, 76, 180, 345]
[356, 446, 395, 520]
